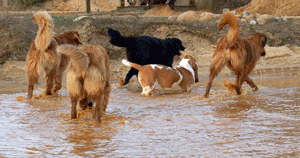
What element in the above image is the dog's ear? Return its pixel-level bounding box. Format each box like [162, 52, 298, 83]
[260, 34, 267, 47]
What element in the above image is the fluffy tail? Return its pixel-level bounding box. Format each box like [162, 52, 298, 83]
[218, 12, 239, 48]
[122, 59, 144, 71]
[57, 44, 90, 73]
[33, 11, 54, 52]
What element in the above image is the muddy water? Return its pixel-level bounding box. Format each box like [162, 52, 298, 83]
[0, 77, 300, 157]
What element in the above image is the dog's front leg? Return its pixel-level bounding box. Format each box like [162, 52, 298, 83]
[124, 68, 138, 85]
[245, 75, 258, 91]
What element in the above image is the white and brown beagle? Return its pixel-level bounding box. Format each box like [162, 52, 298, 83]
[122, 55, 199, 96]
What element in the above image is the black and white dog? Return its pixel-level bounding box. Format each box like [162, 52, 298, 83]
[108, 28, 185, 86]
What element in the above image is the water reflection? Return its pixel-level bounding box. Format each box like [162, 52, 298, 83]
[0, 77, 300, 157]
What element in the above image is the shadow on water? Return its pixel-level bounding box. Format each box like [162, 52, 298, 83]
[0, 77, 300, 157]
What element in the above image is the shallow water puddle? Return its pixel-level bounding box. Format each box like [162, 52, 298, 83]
[0, 77, 300, 157]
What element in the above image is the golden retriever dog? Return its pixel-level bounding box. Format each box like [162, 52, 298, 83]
[203, 12, 267, 98]
[122, 55, 199, 96]
[56, 44, 111, 123]
[26, 11, 82, 99]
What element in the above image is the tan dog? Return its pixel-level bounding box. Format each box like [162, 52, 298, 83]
[56, 44, 111, 123]
[26, 11, 82, 99]
[122, 55, 199, 96]
[203, 12, 267, 98]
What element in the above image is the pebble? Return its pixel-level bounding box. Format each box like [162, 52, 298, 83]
[257, 19, 266, 25]
[243, 11, 250, 17]
[222, 8, 230, 14]
[250, 20, 257, 25]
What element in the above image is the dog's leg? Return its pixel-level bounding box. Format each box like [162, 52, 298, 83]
[203, 56, 227, 98]
[27, 62, 39, 99]
[245, 75, 258, 91]
[70, 95, 78, 119]
[45, 69, 56, 95]
[235, 72, 245, 95]
[27, 73, 38, 99]
[94, 92, 104, 124]
[54, 55, 70, 92]
[103, 81, 111, 110]
[123, 68, 138, 85]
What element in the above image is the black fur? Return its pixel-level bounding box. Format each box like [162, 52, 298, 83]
[108, 28, 185, 85]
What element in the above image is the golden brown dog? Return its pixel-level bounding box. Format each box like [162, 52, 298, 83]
[203, 12, 267, 98]
[56, 44, 111, 123]
[26, 11, 82, 99]
[122, 55, 199, 96]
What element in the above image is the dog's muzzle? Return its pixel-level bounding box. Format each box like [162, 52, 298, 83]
[180, 45, 185, 51]
[261, 51, 266, 57]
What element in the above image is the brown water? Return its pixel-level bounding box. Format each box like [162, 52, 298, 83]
[1, 77, 300, 157]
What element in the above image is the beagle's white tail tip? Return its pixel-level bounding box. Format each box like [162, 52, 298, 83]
[122, 59, 130, 66]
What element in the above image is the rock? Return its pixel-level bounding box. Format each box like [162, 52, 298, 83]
[243, 11, 250, 17]
[274, 14, 282, 20]
[222, 8, 230, 14]
[199, 12, 215, 21]
[283, 17, 288, 21]
[257, 19, 266, 25]
[168, 15, 178, 21]
[244, 14, 255, 20]
[257, 14, 273, 21]
[177, 11, 199, 21]
[249, 20, 256, 25]
[232, 11, 237, 15]
[255, 13, 261, 19]
[264, 46, 295, 60]
[241, 18, 246, 23]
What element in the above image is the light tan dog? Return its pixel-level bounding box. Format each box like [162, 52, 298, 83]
[56, 44, 111, 123]
[122, 55, 199, 96]
[26, 11, 82, 99]
[203, 12, 267, 98]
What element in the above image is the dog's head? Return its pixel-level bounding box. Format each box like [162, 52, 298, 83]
[60, 30, 82, 45]
[166, 38, 185, 56]
[247, 33, 267, 57]
[181, 55, 199, 83]
[107, 28, 125, 46]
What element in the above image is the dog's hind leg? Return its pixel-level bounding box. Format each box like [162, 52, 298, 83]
[203, 56, 227, 98]
[70, 95, 78, 119]
[235, 71, 245, 95]
[27, 70, 39, 99]
[123, 68, 139, 85]
[94, 91, 105, 124]
[54, 55, 70, 92]
[45, 69, 56, 95]
[245, 75, 258, 91]
[103, 81, 111, 110]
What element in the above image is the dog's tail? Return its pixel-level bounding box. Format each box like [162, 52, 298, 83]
[122, 59, 144, 71]
[218, 12, 239, 48]
[57, 44, 90, 73]
[33, 11, 54, 52]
